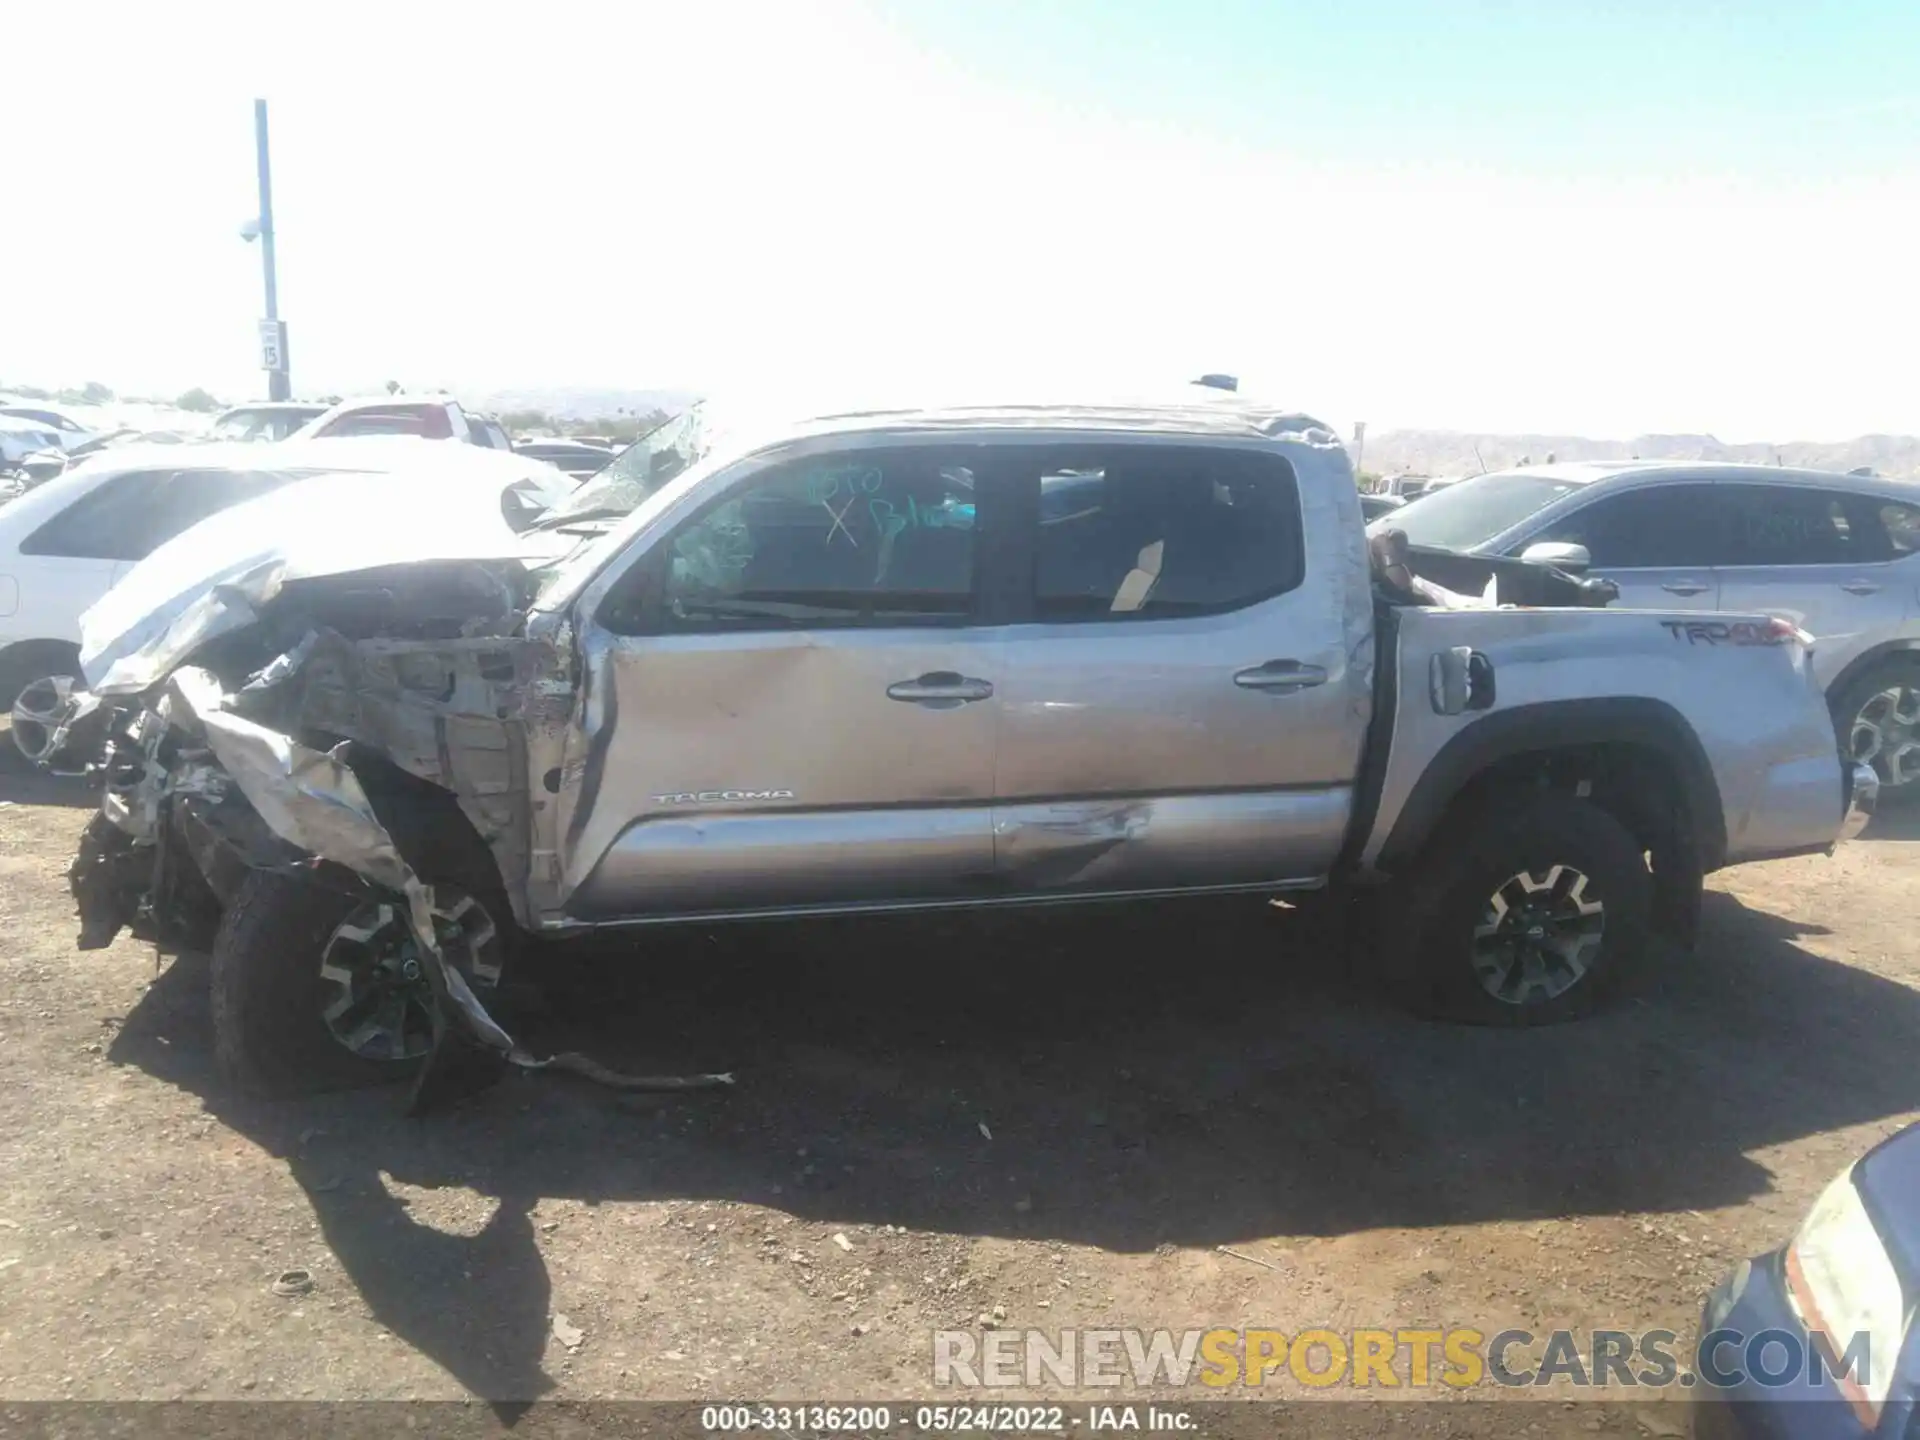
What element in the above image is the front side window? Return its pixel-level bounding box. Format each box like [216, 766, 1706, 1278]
[602, 448, 980, 633]
[1025, 446, 1303, 621]
[1524, 484, 1728, 568]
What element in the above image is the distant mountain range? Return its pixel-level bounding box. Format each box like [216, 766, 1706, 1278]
[474, 401, 1920, 481]
[1362, 430, 1920, 482]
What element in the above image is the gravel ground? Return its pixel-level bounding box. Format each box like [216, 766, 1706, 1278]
[0, 756, 1915, 1437]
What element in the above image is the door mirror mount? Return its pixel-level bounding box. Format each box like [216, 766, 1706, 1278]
[1520, 541, 1591, 574]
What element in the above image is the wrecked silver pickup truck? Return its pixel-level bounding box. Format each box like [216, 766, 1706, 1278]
[65, 397, 1876, 1108]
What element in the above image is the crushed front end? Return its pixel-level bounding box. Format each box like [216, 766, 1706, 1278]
[66, 555, 566, 1109]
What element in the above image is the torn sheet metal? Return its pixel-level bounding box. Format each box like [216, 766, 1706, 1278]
[168, 665, 514, 1056]
[167, 660, 732, 1110]
[287, 630, 570, 929]
[80, 468, 574, 697]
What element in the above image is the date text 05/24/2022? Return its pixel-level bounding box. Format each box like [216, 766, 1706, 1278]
[698, 1403, 1196, 1432]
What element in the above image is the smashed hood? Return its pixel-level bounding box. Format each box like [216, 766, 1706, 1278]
[81, 469, 574, 696]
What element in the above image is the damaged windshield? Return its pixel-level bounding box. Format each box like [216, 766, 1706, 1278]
[532, 402, 721, 529]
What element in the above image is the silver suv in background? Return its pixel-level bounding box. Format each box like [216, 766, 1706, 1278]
[1379, 462, 1920, 794]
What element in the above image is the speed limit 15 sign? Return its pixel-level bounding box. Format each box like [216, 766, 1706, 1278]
[257, 318, 288, 373]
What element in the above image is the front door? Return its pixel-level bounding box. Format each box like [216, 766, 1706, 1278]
[558, 444, 1004, 919]
[1511, 479, 1728, 611]
[989, 442, 1363, 895]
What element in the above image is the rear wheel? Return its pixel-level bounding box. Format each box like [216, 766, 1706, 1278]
[1833, 657, 1920, 800]
[1382, 792, 1653, 1025]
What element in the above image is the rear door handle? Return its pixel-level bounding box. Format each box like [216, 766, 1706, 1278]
[1660, 580, 1711, 596]
[1842, 580, 1881, 596]
[886, 671, 994, 707]
[1234, 660, 1328, 693]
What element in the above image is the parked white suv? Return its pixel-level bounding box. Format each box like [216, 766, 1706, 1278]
[0, 438, 577, 763]
[1380, 461, 1920, 793]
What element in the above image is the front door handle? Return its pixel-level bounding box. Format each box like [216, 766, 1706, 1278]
[886, 671, 994, 707]
[1842, 580, 1881, 596]
[1234, 660, 1329, 694]
[1661, 580, 1711, 596]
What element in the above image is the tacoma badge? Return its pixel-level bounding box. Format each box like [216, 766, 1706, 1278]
[650, 789, 796, 804]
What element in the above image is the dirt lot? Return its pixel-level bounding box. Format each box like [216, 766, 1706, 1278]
[0, 754, 1915, 1429]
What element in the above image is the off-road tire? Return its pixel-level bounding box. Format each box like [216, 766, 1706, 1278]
[211, 860, 512, 1098]
[1381, 791, 1653, 1026]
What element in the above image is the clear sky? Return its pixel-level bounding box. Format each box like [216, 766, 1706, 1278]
[5, 0, 1917, 439]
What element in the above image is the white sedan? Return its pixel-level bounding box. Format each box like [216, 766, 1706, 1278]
[2, 437, 574, 764]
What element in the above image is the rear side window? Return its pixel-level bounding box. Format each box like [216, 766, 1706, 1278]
[1022, 447, 1304, 621]
[1722, 486, 1884, 565]
[21, 468, 295, 562]
[1526, 484, 1728, 568]
[1876, 500, 1920, 556]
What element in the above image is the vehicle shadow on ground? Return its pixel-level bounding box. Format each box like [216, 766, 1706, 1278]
[1858, 801, 1920, 842]
[0, 753, 95, 809]
[107, 890, 1920, 1402]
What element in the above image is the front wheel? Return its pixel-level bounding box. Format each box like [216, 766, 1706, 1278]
[211, 869, 508, 1096]
[1382, 792, 1653, 1025]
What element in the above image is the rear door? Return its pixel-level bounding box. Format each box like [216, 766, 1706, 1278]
[989, 441, 1359, 895]
[557, 443, 1005, 919]
[1509, 480, 1728, 610]
[1713, 484, 1919, 681]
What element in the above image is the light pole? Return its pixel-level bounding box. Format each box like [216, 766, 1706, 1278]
[243, 99, 291, 401]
